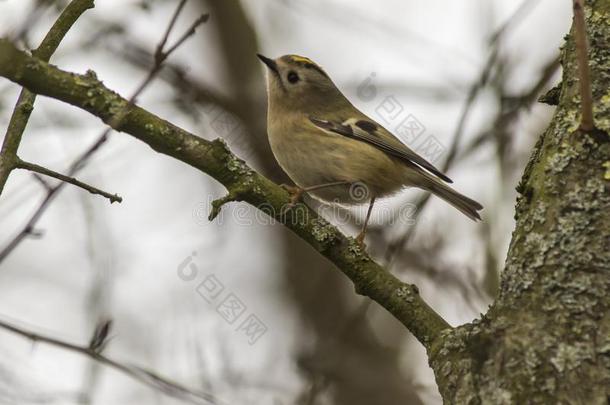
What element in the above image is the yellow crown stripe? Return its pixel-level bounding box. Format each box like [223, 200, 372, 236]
[290, 55, 316, 65]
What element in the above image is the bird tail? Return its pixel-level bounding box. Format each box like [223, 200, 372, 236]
[421, 178, 483, 221]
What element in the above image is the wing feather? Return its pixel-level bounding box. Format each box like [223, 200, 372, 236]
[309, 117, 453, 183]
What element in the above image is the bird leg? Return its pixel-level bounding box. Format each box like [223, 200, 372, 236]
[281, 181, 352, 207]
[355, 196, 376, 248]
[280, 184, 306, 206]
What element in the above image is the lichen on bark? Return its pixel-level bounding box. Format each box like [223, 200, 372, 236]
[429, 1, 610, 403]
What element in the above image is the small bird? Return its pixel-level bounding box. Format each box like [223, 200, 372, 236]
[257, 54, 483, 246]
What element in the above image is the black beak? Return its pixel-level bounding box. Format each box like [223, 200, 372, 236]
[257, 53, 278, 74]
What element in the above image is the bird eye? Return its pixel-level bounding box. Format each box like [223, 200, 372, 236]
[287, 71, 299, 84]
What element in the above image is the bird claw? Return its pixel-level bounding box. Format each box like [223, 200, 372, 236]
[280, 184, 305, 210]
[355, 231, 367, 250]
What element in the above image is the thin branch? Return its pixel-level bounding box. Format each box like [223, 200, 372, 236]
[0, 0, 94, 194]
[161, 14, 209, 61]
[0, 188, 56, 262]
[0, 4, 209, 264]
[0, 317, 219, 404]
[15, 159, 122, 203]
[572, 0, 595, 131]
[130, 12, 209, 106]
[0, 41, 452, 349]
[156, 0, 188, 61]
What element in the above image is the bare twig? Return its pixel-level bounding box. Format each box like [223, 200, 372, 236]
[162, 14, 209, 61]
[15, 159, 122, 203]
[572, 0, 594, 131]
[0, 317, 219, 404]
[130, 9, 209, 105]
[0, 3, 209, 264]
[156, 0, 188, 59]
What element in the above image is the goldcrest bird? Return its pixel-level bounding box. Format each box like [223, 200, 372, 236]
[257, 54, 483, 245]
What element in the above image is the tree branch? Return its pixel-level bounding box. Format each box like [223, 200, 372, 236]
[0, 0, 94, 194]
[0, 318, 218, 404]
[15, 159, 122, 203]
[0, 40, 451, 350]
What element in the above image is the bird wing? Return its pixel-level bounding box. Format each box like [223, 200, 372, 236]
[309, 117, 453, 183]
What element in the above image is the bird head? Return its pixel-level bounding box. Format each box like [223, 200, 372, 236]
[257, 54, 346, 114]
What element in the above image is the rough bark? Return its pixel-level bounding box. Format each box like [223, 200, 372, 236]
[429, 1, 610, 402]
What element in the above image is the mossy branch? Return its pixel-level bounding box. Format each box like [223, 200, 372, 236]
[208, 188, 246, 221]
[0, 0, 95, 194]
[0, 39, 451, 350]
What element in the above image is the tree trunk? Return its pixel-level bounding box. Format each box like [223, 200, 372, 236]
[429, 1, 610, 402]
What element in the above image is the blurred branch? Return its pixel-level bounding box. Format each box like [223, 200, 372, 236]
[0, 317, 218, 404]
[572, 0, 595, 131]
[0, 0, 94, 195]
[394, 240, 485, 311]
[383, 46, 498, 265]
[489, 0, 541, 43]
[0, 4, 208, 264]
[0, 40, 452, 350]
[109, 39, 237, 116]
[15, 159, 122, 203]
[31, 172, 53, 191]
[384, 1, 549, 265]
[81, 17, 241, 125]
[132, 4, 209, 103]
[461, 55, 561, 159]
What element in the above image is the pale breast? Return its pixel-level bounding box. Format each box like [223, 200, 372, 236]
[267, 116, 407, 204]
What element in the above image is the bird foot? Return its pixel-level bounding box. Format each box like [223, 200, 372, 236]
[280, 184, 305, 209]
[355, 231, 367, 250]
